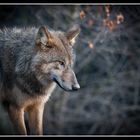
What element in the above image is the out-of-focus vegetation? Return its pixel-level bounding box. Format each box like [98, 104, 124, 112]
[0, 5, 140, 135]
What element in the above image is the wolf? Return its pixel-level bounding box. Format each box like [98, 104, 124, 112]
[0, 25, 80, 135]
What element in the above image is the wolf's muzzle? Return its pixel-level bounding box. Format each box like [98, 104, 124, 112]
[72, 83, 80, 91]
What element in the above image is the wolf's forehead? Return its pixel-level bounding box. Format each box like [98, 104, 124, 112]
[50, 31, 68, 47]
[51, 32, 73, 56]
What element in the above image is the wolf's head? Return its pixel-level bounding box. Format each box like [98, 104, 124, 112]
[33, 25, 80, 91]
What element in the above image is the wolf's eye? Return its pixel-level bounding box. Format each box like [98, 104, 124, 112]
[46, 45, 53, 49]
[59, 61, 65, 68]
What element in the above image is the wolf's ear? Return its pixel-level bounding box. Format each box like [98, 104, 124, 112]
[66, 25, 80, 46]
[36, 26, 52, 45]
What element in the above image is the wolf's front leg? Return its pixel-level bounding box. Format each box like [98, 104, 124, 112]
[28, 103, 45, 135]
[8, 105, 27, 135]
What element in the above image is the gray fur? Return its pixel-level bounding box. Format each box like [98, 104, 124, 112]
[0, 27, 78, 106]
[0, 28, 44, 105]
[0, 26, 80, 135]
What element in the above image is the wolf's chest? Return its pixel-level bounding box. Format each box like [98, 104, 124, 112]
[11, 82, 56, 109]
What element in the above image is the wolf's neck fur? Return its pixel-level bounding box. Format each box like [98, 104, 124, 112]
[15, 51, 51, 96]
[15, 73, 43, 96]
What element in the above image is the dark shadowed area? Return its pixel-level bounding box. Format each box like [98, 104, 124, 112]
[0, 5, 140, 135]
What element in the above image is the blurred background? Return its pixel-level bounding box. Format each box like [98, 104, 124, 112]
[0, 4, 140, 135]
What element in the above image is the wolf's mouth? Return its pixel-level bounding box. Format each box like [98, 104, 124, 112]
[53, 78, 74, 92]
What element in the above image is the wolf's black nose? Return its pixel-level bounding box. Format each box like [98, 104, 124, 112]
[72, 84, 80, 91]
